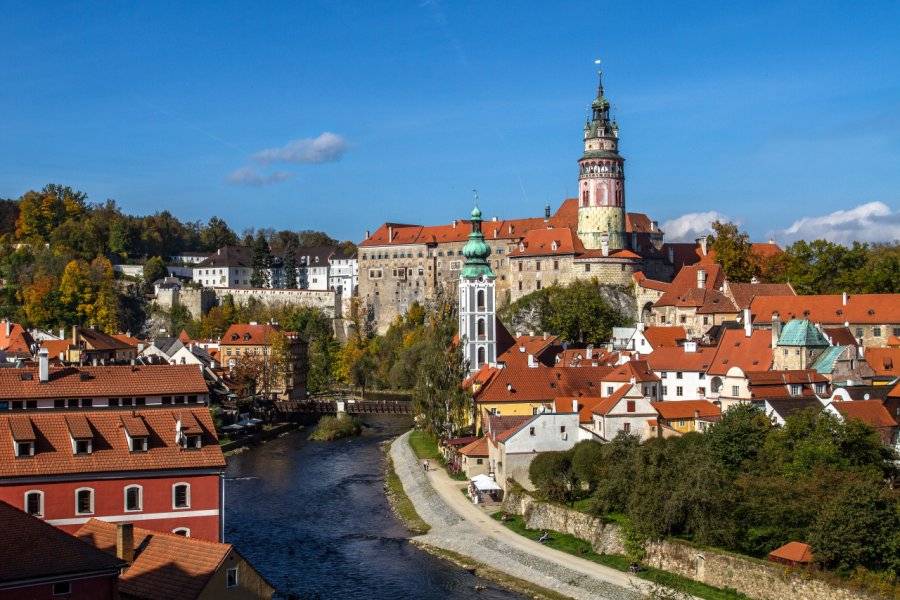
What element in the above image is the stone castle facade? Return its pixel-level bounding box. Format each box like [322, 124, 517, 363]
[358, 72, 675, 332]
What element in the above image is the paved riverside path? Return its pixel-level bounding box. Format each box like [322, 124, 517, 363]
[390, 431, 646, 600]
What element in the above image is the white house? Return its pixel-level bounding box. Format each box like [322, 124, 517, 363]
[192, 246, 256, 288]
[625, 325, 688, 355]
[590, 383, 658, 441]
[329, 248, 358, 295]
[487, 412, 585, 491]
[643, 342, 715, 401]
[296, 247, 333, 291]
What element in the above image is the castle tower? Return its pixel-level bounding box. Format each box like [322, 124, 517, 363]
[577, 70, 627, 251]
[458, 204, 497, 373]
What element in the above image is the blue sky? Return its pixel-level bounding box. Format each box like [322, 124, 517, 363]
[1, 1, 899, 244]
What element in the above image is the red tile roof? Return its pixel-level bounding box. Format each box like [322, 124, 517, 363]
[654, 263, 729, 310]
[833, 400, 897, 429]
[651, 400, 721, 420]
[823, 327, 858, 347]
[725, 282, 796, 310]
[485, 414, 535, 438]
[592, 385, 632, 416]
[77, 327, 135, 351]
[474, 351, 613, 403]
[494, 416, 538, 443]
[112, 333, 142, 348]
[0, 364, 208, 400]
[633, 271, 670, 293]
[642, 326, 687, 349]
[751, 294, 900, 325]
[459, 436, 489, 457]
[77, 519, 236, 600]
[0, 502, 125, 587]
[643, 346, 716, 372]
[509, 227, 582, 258]
[768, 541, 813, 564]
[865, 348, 900, 377]
[708, 329, 773, 376]
[555, 396, 605, 423]
[604, 360, 660, 383]
[890, 381, 900, 399]
[0, 321, 34, 356]
[0, 408, 225, 478]
[221, 323, 281, 346]
[746, 370, 827, 399]
[41, 339, 72, 358]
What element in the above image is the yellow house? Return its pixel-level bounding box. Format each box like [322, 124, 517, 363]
[651, 400, 721, 434]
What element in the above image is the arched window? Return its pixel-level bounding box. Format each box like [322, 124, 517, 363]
[172, 527, 191, 537]
[581, 189, 589, 206]
[172, 483, 191, 509]
[124, 485, 143, 512]
[24, 490, 43, 517]
[711, 377, 723, 394]
[75, 488, 94, 515]
[477, 347, 486, 366]
[476, 290, 485, 311]
[477, 318, 486, 337]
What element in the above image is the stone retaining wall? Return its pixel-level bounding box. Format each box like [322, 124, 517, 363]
[502, 491, 878, 600]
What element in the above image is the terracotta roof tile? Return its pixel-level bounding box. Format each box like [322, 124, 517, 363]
[221, 323, 279, 346]
[633, 271, 671, 293]
[0, 321, 34, 356]
[604, 360, 660, 383]
[65, 413, 93, 439]
[0, 503, 125, 586]
[0, 364, 208, 400]
[768, 541, 813, 564]
[833, 400, 897, 429]
[865, 348, 900, 377]
[121, 414, 150, 438]
[643, 346, 715, 372]
[8, 416, 35, 442]
[41, 339, 72, 358]
[0, 408, 225, 478]
[459, 436, 489, 457]
[77, 519, 232, 600]
[823, 327, 858, 347]
[555, 396, 605, 423]
[751, 294, 900, 325]
[651, 400, 721, 420]
[592, 385, 632, 416]
[708, 329, 773, 376]
[642, 326, 687, 348]
[112, 333, 142, 348]
[726, 282, 795, 310]
[509, 227, 582, 258]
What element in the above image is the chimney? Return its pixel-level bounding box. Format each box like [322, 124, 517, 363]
[650, 221, 658, 232]
[544, 205, 551, 221]
[38, 348, 49, 383]
[217, 248, 221, 255]
[59, 328, 64, 340]
[71, 326, 78, 345]
[586, 343, 594, 359]
[116, 523, 135, 563]
[771, 312, 781, 349]
[527, 354, 538, 368]
[3, 319, 9, 338]
[697, 237, 708, 256]
[684, 341, 697, 353]
[631, 232, 638, 250]
[388, 225, 394, 241]
[743, 307, 752, 338]
[452, 220, 458, 228]
[750, 276, 759, 284]
[697, 269, 707, 289]
[842, 291, 848, 306]
[667, 246, 674, 264]
[365, 230, 370, 240]
[572, 398, 579, 413]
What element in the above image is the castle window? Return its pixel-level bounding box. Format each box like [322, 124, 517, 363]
[584, 264, 591, 272]
[477, 347, 486, 366]
[476, 290, 485, 310]
[477, 319, 486, 338]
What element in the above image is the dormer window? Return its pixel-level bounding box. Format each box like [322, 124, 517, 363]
[130, 436, 148, 452]
[74, 439, 92, 455]
[790, 384, 801, 396]
[183, 434, 202, 449]
[16, 441, 34, 457]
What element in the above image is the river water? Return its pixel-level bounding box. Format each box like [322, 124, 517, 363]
[224, 416, 525, 600]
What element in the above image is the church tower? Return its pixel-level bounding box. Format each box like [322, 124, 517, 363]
[577, 70, 627, 251]
[458, 204, 497, 373]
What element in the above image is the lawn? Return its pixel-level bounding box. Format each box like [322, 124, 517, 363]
[408, 429, 442, 461]
[492, 513, 750, 600]
[385, 457, 430, 535]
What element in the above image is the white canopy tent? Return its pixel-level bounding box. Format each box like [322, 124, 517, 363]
[471, 474, 501, 492]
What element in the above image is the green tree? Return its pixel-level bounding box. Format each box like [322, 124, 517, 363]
[200, 216, 238, 251]
[529, 451, 575, 503]
[250, 232, 272, 288]
[282, 242, 299, 289]
[705, 403, 772, 473]
[570, 440, 605, 492]
[707, 221, 755, 282]
[143, 256, 168, 286]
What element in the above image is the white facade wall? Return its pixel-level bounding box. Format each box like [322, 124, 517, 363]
[329, 257, 358, 295]
[591, 390, 657, 441]
[192, 266, 257, 288]
[656, 370, 709, 401]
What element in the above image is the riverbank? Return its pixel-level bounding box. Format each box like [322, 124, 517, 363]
[220, 421, 300, 453]
[388, 430, 647, 600]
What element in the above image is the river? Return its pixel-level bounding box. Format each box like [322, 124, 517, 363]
[224, 415, 525, 600]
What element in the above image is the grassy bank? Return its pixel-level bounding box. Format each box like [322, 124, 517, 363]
[408, 429, 442, 460]
[384, 455, 430, 535]
[309, 415, 362, 441]
[493, 513, 750, 600]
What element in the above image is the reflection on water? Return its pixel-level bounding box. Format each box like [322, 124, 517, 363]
[225, 416, 524, 600]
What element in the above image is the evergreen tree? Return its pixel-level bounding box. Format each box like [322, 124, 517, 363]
[707, 221, 755, 282]
[250, 232, 272, 288]
[283, 241, 299, 289]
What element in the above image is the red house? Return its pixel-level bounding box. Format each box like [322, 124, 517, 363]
[0, 407, 226, 541]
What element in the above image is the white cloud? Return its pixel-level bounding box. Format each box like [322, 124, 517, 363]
[227, 166, 293, 187]
[252, 132, 348, 165]
[773, 201, 900, 245]
[661, 211, 732, 242]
